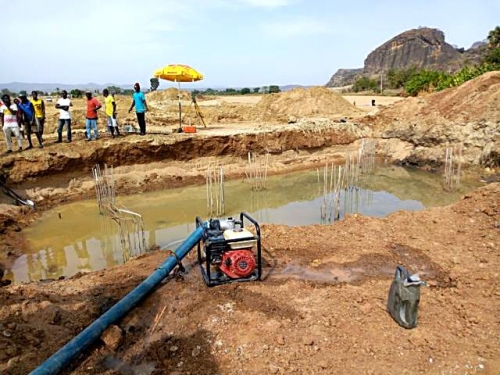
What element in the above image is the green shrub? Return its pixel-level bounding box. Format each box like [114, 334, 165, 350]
[387, 66, 418, 89]
[404, 70, 451, 96]
[352, 76, 379, 92]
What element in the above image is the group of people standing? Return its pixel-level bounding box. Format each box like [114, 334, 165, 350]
[0, 91, 45, 153]
[0, 82, 148, 154]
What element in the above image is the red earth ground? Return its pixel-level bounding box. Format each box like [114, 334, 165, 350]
[0, 84, 499, 374]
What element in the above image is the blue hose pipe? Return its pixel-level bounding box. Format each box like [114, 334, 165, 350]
[30, 225, 205, 375]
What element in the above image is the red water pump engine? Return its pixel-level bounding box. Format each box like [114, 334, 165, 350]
[220, 249, 256, 278]
[196, 213, 261, 287]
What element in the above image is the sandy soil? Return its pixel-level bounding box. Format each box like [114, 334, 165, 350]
[213, 96, 262, 105]
[210, 94, 403, 108]
[28, 91, 396, 138]
[1, 183, 498, 374]
[342, 95, 404, 114]
[0, 84, 499, 374]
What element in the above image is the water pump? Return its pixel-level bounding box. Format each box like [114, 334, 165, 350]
[196, 212, 261, 287]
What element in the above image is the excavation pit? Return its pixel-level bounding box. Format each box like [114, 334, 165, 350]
[4, 166, 483, 283]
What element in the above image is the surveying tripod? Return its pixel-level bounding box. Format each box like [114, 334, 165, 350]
[182, 95, 207, 128]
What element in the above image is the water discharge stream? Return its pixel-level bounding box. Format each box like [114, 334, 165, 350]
[6, 166, 483, 283]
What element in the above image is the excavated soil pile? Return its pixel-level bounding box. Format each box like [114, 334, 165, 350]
[147, 88, 191, 102]
[117, 87, 368, 126]
[201, 103, 255, 123]
[254, 86, 366, 122]
[197, 87, 368, 124]
[367, 71, 500, 130]
[364, 72, 500, 165]
[0, 183, 499, 374]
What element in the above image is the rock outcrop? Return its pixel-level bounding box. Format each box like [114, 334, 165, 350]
[326, 27, 488, 87]
[363, 28, 461, 74]
[325, 68, 363, 88]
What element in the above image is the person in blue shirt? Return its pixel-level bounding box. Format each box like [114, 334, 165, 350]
[18, 91, 43, 149]
[128, 82, 148, 135]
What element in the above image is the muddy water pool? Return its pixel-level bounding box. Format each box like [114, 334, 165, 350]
[5, 166, 483, 283]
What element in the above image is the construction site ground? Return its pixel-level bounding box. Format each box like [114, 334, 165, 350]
[0, 83, 499, 374]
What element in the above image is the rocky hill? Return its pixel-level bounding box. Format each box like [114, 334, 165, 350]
[326, 27, 488, 87]
[364, 28, 461, 73]
[324, 68, 363, 88]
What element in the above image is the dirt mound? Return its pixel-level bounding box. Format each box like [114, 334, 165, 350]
[255, 86, 365, 121]
[147, 88, 191, 101]
[366, 71, 500, 165]
[368, 71, 500, 129]
[200, 103, 254, 123]
[421, 70, 500, 122]
[134, 88, 367, 125]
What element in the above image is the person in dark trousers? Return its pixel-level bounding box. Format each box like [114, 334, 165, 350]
[17, 91, 43, 149]
[12, 98, 25, 139]
[128, 82, 148, 135]
[55, 90, 72, 143]
[30, 91, 46, 140]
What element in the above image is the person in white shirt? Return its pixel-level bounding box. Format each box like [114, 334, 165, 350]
[55, 90, 72, 143]
[0, 94, 23, 154]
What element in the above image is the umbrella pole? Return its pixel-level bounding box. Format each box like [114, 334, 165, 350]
[178, 81, 182, 132]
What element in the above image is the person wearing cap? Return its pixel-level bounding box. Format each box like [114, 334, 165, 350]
[128, 82, 148, 135]
[85, 91, 101, 141]
[55, 90, 73, 143]
[103, 89, 120, 138]
[30, 91, 46, 140]
[17, 91, 43, 149]
[0, 94, 23, 153]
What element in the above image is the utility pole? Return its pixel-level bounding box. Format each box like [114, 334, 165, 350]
[380, 73, 383, 93]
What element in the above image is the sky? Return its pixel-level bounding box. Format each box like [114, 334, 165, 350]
[0, 0, 498, 89]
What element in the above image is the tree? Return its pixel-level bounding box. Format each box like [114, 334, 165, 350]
[268, 85, 281, 93]
[240, 87, 251, 95]
[404, 70, 452, 96]
[485, 48, 500, 64]
[253, 87, 260, 93]
[107, 86, 123, 95]
[387, 66, 418, 89]
[352, 76, 378, 92]
[485, 26, 500, 64]
[150, 77, 160, 91]
[487, 26, 500, 49]
[1, 88, 15, 97]
[70, 89, 83, 98]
